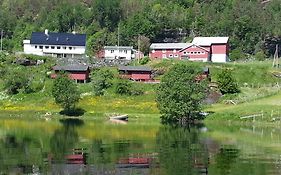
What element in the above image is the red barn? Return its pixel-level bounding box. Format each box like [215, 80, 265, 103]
[149, 43, 191, 59]
[179, 44, 211, 62]
[52, 64, 90, 83]
[192, 37, 229, 63]
[118, 66, 152, 82]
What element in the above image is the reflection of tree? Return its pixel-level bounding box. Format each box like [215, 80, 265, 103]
[50, 119, 84, 160]
[156, 125, 208, 175]
[215, 145, 239, 175]
[90, 139, 131, 165]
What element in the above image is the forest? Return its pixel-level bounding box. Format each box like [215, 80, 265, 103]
[0, 0, 280, 58]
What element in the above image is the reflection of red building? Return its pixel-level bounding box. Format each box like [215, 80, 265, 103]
[118, 66, 153, 82]
[51, 64, 90, 83]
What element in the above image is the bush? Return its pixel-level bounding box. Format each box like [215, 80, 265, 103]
[255, 51, 266, 61]
[114, 79, 132, 95]
[114, 79, 144, 96]
[156, 63, 207, 123]
[139, 56, 150, 65]
[230, 48, 245, 61]
[3, 68, 31, 94]
[91, 68, 114, 96]
[217, 69, 240, 95]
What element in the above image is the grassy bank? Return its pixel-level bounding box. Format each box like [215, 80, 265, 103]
[1, 59, 281, 122]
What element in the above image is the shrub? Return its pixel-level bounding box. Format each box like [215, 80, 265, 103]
[91, 68, 114, 96]
[230, 48, 245, 61]
[255, 51, 266, 61]
[217, 69, 240, 95]
[3, 68, 31, 94]
[139, 56, 150, 65]
[114, 79, 132, 95]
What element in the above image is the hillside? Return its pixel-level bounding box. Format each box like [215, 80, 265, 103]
[0, 0, 280, 58]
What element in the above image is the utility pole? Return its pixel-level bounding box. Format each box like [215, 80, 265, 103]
[273, 44, 279, 68]
[0, 30, 3, 52]
[138, 35, 140, 64]
[117, 23, 120, 59]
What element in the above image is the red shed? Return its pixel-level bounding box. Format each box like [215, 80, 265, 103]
[179, 44, 210, 62]
[52, 64, 90, 83]
[118, 66, 153, 82]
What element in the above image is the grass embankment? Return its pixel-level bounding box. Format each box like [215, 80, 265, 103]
[1, 59, 281, 122]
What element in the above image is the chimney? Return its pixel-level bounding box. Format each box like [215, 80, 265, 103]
[45, 29, 49, 35]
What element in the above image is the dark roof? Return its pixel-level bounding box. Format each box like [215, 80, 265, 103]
[30, 32, 86, 46]
[118, 66, 152, 72]
[53, 65, 89, 71]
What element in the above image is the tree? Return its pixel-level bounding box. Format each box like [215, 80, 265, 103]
[156, 63, 207, 124]
[217, 69, 239, 95]
[52, 75, 80, 112]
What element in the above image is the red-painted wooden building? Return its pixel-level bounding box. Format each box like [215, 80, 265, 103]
[51, 64, 90, 83]
[118, 66, 153, 82]
[149, 43, 191, 59]
[149, 37, 229, 63]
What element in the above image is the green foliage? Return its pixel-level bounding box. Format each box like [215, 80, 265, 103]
[114, 79, 144, 96]
[114, 79, 132, 95]
[230, 48, 245, 61]
[52, 75, 80, 111]
[156, 63, 207, 123]
[3, 68, 31, 94]
[139, 56, 150, 65]
[255, 51, 266, 61]
[217, 69, 240, 95]
[91, 68, 114, 96]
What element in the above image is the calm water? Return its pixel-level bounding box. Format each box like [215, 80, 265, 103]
[0, 118, 281, 175]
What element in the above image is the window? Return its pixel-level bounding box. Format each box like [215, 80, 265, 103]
[51, 46, 55, 49]
[202, 52, 205, 54]
[69, 47, 72, 50]
[174, 54, 178, 57]
[111, 50, 114, 53]
[162, 54, 167, 58]
[39, 46, 43, 49]
[187, 52, 190, 54]
[183, 52, 187, 55]
[194, 52, 197, 54]
[191, 52, 194, 54]
[169, 54, 173, 58]
[35, 45, 38, 49]
[57, 46, 61, 49]
[63, 47, 66, 50]
[124, 50, 127, 54]
[173, 49, 177, 53]
[162, 49, 166, 53]
[152, 50, 155, 53]
[45, 46, 49, 49]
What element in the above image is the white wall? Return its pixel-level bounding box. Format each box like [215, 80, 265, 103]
[211, 54, 228, 63]
[104, 49, 133, 60]
[23, 40, 86, 57]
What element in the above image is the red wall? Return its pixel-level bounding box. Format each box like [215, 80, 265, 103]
[180, 46, 210, 61]
[53, 70, 89, 81]
[132, 73, 151, 80]
[211, 44, 228, 54]
[150, 49, 181, 59]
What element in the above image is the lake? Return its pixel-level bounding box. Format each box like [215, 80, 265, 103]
[0, 117, 280, 175]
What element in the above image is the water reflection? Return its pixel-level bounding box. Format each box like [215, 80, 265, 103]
[156, 125, 209, 175]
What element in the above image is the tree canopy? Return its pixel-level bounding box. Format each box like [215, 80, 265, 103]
[156, 63, 207, 124]
[0, 0, 280, 57]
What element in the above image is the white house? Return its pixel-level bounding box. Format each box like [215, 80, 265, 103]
[103, 46, 134, 60]
[23, 30, 86, 58]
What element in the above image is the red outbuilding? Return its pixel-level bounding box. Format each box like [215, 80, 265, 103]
[51, 64, 90, 83]
[118, 66, 153, 82]
[149, 43, 191, 59]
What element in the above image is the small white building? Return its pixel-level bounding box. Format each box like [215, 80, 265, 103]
[23, 30, 86, 58]
[103, 46, 134, 60]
